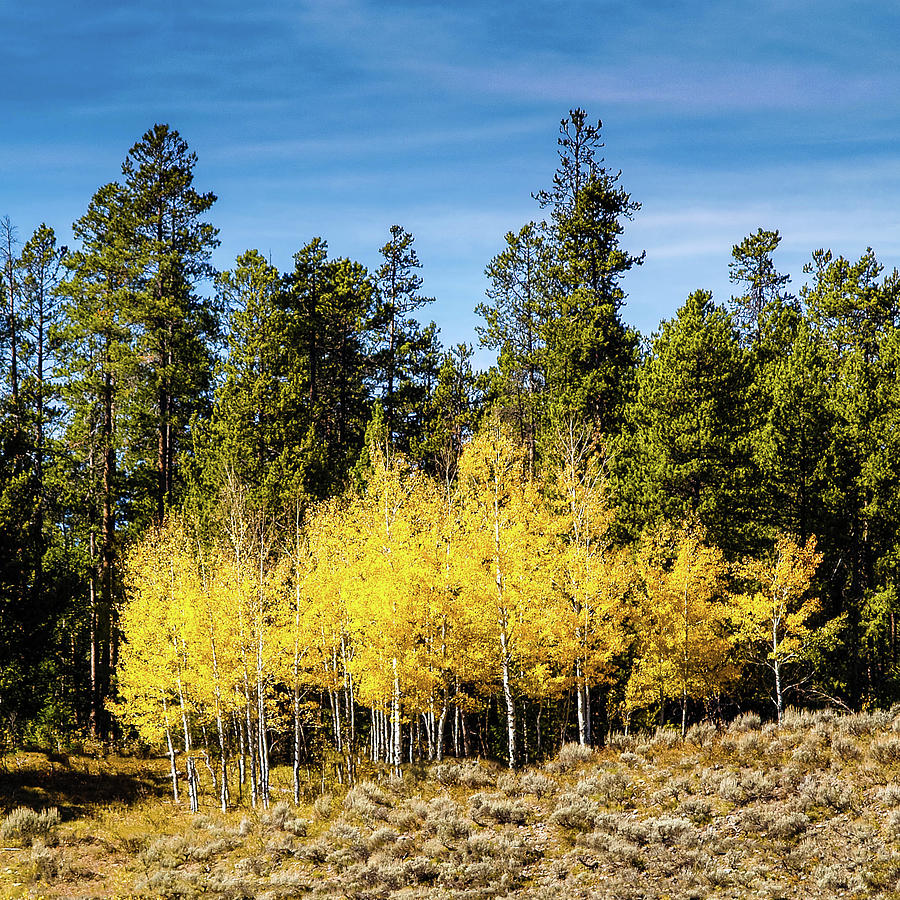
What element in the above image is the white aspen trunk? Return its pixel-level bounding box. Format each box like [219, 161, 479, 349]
[329, 687, 343, 754]
[239, 599, 258, 807]
[436, 693, 449, 762]
[245, 694, 258, 808]
[293, 681, 302, 805]
[500, 621, 516, 769]
[256, 535, 271, 809]
[163, 704, 179, 805]
[575, 658, 587, 746]
[174, 650, 199, 813]
[200, 725, 217, 793]
[293, 530, 303, 806]
[774, 615, 783, 723]
[256, 634, 270, 808]
[425, 710, 435, 761]
[235, 711, 246, 795]
[584, 684, 592, 746]
[493, 456, 516, 769]
[682, 584, 690, 739]
[341, 635, 356, 747]
[205, 616, 229, 812]
[392, 658, 401, 776]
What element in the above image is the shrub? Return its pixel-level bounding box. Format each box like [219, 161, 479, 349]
[30, 839, 66, 882]
[887, 809, 900, 838]
[0, 807, 60, 846]
[647, 815, 695, 844]
[735, 730, 765, 757]
[262, 801, 308, 836]
[831, 734, 861, 762]
[815, 863, 862, 892]
[728, 712, 762, 733]
[546, 742, 596, 773]
[651, 774, 694, 805]
[606, 732, 636, 752]
[432, 760, 494, 788]
[469, 792, 528, 825]
[685, 721, 718, 747]
[419, 797, 471, 842]
[578, 829, 645, 867]
[879, 783, 900, 807]
[678, 796, 713, 823]
[324, 823, 368, 865]
[579, 770, 633, 805]
[639, 727, 680, 753]
[791, 736, 829, 768]
[717, 769, 776, 804]
[344, 780, 393, 822]
[837, 710, 891, 736]
[518, 771, 557, 797]
[768, 809, 810, 840]
[797, 773, 854, 812]
[549, 794, 600, 830]
[367, 826, 399, 851]
[313, 793, 333, 819]
[386, 807, 419, 830]
[870, 737, 900, 765]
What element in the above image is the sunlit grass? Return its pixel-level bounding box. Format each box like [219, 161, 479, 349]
[4, 711, 900, 897]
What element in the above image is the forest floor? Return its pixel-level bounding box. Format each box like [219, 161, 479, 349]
[3, 708, 900, 898]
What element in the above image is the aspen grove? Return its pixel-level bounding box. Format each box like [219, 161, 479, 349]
[115, 415, 822, 805]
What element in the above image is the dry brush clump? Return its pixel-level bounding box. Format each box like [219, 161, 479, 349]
[0, 806, 60, 846]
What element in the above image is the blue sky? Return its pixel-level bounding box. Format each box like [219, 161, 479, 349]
[3, 0, 899, 365]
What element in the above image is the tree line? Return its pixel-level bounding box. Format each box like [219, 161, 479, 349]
[2, 110, 900, 770]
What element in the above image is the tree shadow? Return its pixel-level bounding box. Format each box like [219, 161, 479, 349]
[0, 753, 171, 820]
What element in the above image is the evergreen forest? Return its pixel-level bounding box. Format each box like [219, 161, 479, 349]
[4, 110, 900, 792]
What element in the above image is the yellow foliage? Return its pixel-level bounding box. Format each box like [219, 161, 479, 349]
[732, 533, 823, 716]
[626, 522, 737, 723]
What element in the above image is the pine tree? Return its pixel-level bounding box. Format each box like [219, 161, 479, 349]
[535, 109, 642, 437]
[618, 290, 757, 556]
[477, 223, 550, 472]
[59, 182, 140, 735]
[728, 228, 793, 346]
[373, 225, 436, 453]
[802, 248, 900, 702]
[121, 123, 220, 526]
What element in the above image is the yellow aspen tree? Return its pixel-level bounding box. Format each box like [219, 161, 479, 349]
[218, 475, 283, 808]
[457, 416, 557, 768]
[198, 546, 254, 811]
[118, 520, 203, 810]
[552, 422, 632, 746]
[417, 470, 470, 761]
[305, 497, 357, 765]
[627, 522, 736, 736]
[281, 501, 319, 804]
[734, 534, 823, 722]
[343, 443, 435, 773]
[116, 527, 183, 803]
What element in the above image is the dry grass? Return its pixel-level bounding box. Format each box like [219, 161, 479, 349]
[7, 709, 900, 897]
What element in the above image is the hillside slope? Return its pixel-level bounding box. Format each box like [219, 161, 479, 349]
[3, 708, 900, 898]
